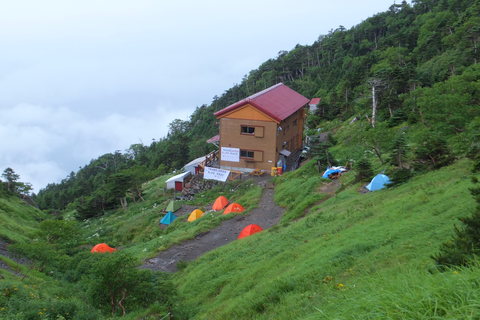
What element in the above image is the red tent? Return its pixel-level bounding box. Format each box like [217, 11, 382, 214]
[91, 243, 117, 253]
[223, 202, 245, 215]
[212, 196, 229, 211]
[237, 224, 263, 239]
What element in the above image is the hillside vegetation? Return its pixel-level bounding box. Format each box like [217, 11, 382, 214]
[1, 0, 480, 319]
[0, 175, 263, 319]
[174, 160, 478, 319]
[0, 195, 45, 243]
[34, 0, 479, 217]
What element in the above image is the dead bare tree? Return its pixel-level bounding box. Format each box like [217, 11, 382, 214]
[368, 78, 385, 128]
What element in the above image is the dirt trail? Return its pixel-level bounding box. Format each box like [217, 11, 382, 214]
[318, 179, 341, 195]
[142, 181, 284, 272]
[0, 240, 26, 276]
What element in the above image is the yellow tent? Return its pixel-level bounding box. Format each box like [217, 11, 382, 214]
[188, 209, 204, 222]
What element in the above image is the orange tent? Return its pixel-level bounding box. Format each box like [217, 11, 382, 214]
[91, 243, 117, 253]
[188, 209, 205, 222]
[223, 203, 245, 215]
[212, 196, 229, 211]
[237, 224, 263, 239]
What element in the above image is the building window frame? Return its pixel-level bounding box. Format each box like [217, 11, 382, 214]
[240, 149, 255, 159]
[240, 149, 263, 162]
[240, 125, 255, 135]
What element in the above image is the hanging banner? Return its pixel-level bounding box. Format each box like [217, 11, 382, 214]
[204, 167, 230, 182]
[221, 147, 240, 162]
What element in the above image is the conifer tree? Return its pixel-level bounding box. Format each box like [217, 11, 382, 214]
[2, 167, 20, 193]
[355, 158, 373, 182]
[413, 134, 454, 170]
[390, 134, 409, 168]
[433, 173, 480, 267]
[308, 135, 335, 172]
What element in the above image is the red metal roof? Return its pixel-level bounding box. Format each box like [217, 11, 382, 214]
[309, 98, 321, 105]
[214, 83, 309, 122]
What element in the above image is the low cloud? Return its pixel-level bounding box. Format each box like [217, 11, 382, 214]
[0, 103, 190, 192]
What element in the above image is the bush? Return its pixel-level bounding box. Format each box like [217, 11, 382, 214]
[413, 133, 454, 171]
[433, 173, 480, 268]
[0, 280, 99, 320]
[10, 241, 72, 274]
[387, 168, 413, 187]
[387, 109, 408, 127]
[37, 220, 81, 250]
[85, 252, 172, 316]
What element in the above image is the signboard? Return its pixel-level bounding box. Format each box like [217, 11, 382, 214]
[204, 167, 230, 182]
[221, 147, 240, 162]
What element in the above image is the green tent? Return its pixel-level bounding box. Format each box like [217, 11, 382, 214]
[166, 200, 181, 212]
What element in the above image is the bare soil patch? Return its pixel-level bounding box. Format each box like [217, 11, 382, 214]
[318, 179, 341, 195]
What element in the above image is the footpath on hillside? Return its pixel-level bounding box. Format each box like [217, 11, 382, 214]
[0, 240, 27, 276]
[142, 179, 285, 272]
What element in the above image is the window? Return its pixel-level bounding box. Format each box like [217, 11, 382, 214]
[241, 126, 255, 135]
[293, 119, 298, 127]
[240, 150, 254, 158]
[240, 149, 264, 161]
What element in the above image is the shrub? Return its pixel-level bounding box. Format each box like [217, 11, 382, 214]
[37, 220, 81, 250]
[413, 133, 454, 171]
[433, 173, 480, 268]
[85, 252, 172, 316]
[387, 168, 413, 187]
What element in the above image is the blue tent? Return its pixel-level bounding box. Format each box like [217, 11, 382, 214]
[366, 174, 391, 191]
[322, 168, 342, 179]
[160, 211, 177, 225]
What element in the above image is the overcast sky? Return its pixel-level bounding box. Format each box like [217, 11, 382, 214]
[0, 0, 394, 192]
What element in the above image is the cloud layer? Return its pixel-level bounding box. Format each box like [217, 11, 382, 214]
[0, 103, 190, 191]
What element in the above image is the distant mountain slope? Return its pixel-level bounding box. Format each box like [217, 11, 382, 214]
[35, 0, 480, 217]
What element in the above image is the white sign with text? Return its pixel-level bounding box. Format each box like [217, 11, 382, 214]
[204, 167, 231, 182]
[221, 147, 240, 162]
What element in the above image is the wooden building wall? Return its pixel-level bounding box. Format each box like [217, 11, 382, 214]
[276, 109, 304, 154]
[218, 104, 305, 172]
[219, 117, 278, 171]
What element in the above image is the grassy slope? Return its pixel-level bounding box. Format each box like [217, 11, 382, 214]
[1, 173, 264, 319]
[173, 159, 479, 319]
[81, 175, 263, 261]
[0, 195, 43, 286]
[3, 159, 477, 319]
[0, 196, 102, 319]
[0, 195, 45, 243]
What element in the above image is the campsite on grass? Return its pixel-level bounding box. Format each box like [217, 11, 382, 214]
[2, 1, 480, 318]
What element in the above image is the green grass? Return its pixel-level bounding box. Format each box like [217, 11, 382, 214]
[0, 196, 46, 242]
[172, 159, 478, 319]
[0, 267, 100, 319]
[3, 159, 478, 319]
[303, 265, 480, 319]
[81, 177, 263, 261]
[274, 160, 329, 222]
